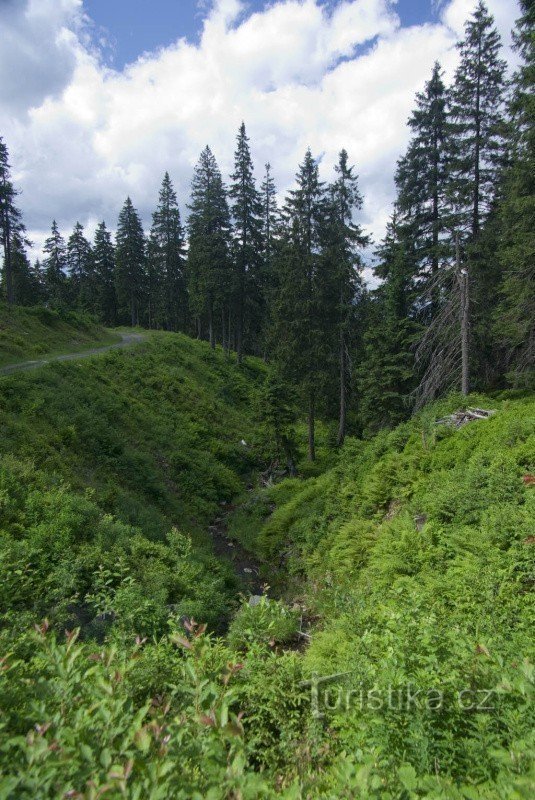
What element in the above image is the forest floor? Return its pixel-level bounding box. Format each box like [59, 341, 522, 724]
[0, 332, 145, 375]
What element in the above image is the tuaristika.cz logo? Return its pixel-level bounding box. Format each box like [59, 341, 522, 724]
[300, 672, 497, 720]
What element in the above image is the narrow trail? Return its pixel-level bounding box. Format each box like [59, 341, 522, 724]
[0, 332, 145, 376]
[208, 507, 265, 596]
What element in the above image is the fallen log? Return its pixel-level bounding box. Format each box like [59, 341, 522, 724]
[435, 407, 496, 428]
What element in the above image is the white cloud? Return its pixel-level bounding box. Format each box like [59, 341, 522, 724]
[0, 0, 520, 264]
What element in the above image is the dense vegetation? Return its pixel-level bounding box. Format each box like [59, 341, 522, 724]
[0, 351, 533, 795]
[0, 333, 268, 641]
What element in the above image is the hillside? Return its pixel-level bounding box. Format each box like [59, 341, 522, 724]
[0, 332, 267, 639]
[232, 392, 535, 795]
[0, 333, 533, 797]
[0, 304, 119, 367]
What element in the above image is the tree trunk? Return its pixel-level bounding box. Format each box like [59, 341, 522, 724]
[221, 307, 227, 354]
[308, 390, 316, 461]
[3, 228, 13, 306]
[208, 303, 215, 349]
[472, 38, 482, 239]
[237, 284, 244, 364]
[130, 293, 136, 327]
[226, 309, 232, 356]
[457, 234, 470, 396]
[1, 203, 13, 305]
[337, 327, 346, 447]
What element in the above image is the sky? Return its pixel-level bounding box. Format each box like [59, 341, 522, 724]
[0, 0, 520, 272]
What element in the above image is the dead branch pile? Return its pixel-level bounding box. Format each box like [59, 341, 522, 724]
[435, 407, 496, 428]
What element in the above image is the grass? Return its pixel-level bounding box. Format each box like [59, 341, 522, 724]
[0, 304, 120, 366]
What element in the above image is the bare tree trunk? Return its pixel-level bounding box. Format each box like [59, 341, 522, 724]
[308, 390, 316, 462]
[337, 327, 346, 447]
[457, 234, 470, 396]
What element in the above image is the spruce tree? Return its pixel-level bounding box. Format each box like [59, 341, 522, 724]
[0, 137, 26, 305]
[229, 123, 263, 361]
[358, 213, 419, 433]
[115, 198, 146, 327]
[493, 0, 534, 382]
[447, 0, 506, 393]
[448, 1, 506, 239]
[273, 149, 325, 461]
[260, 162, 280, 359]
[261, 162, 279, 273]
[0, 231, 32, 306]
[93, 222, 117, 326]
[258, 368, 298, 475]
[66, 222, 93, 309]
[396, 62, 450, 302]
[324, 149, 368, 446]
[395, 63, 455, 403]
[43, 221, 68, 308]
[148, 172, 186, 332]
[187, 146, 231, 349]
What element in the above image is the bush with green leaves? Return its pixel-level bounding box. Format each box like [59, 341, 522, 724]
[227, 596, 300, 650]
[0, 622, 287, 799]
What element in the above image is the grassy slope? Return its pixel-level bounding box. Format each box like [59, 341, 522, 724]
[0, 332, 266, 634]
[0, 304, 119, 366]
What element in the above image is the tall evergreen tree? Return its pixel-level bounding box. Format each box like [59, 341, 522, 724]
[9, 232, 42, 306]
[66, 222, 93, 308]
[358, 213, 419, 432]
[43, 221, 68, 308]
[0, 137, 26, 305]
[272, 149, 325, 461]
[93, 222, 117, 326]
[395, 63, 454, 404]
[148, 172, 186, 331]
[396, 62, 450, 300]
[229, 123, 263, 361]
[187, 146, 231, 349]
[259, 162, 280, 359]
[493, 0, 534, 382]
[448, 0, 506, 239]
[447, 0, 506, 393]
[115, 198, 146, 327]
[324, 149, 368, 445]
[261, 162, 279, 273]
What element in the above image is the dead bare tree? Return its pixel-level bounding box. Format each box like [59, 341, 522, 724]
[413, 232, 470, 408]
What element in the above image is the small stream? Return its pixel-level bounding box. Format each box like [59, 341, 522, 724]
[207, 509, 265, 596]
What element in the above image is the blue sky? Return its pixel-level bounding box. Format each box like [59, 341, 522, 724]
[85, 0, 436, 69]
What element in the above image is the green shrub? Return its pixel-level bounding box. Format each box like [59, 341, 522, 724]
[227, 597, 300, 650]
